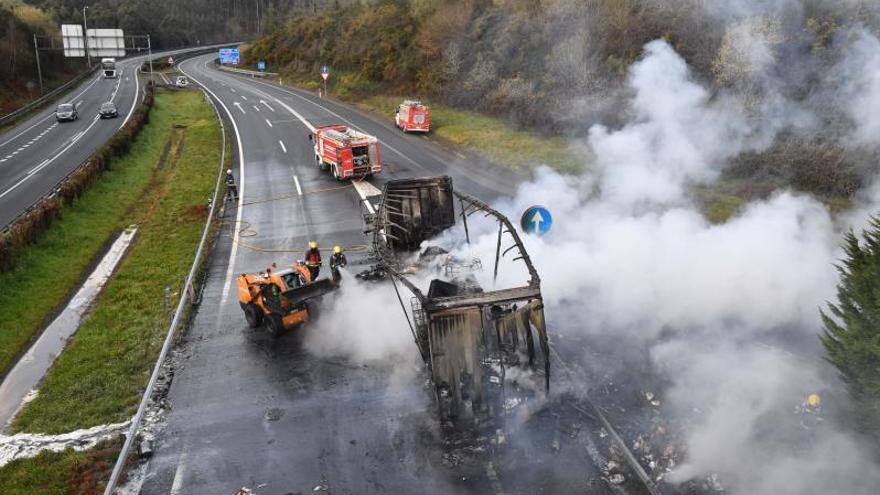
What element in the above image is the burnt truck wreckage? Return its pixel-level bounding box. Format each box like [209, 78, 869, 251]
[362, 176, 550, 424]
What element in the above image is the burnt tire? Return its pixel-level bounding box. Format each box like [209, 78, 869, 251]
[243, 303, 263, 328]
[266, 314, 284, 337]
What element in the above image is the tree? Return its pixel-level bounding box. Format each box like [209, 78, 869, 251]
[821, 216, 880, 440]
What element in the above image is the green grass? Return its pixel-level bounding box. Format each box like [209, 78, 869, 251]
[0, 440, 121, 495]
[0, 99, 167, 378]
[360, 95, 583, 173]
[271, 68, 583, 174]
[8, 90, 220, 434]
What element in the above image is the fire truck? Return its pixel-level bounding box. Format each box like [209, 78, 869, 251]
[395, 100, 430, 132]
[310, 125, 382, 180]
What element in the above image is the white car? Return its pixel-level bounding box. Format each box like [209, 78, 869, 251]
[176, 76, 189, 87]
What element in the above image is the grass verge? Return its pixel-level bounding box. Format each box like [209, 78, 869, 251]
[0, 439, 122, 495]
[271, 70, 582, 174]
[8, 89, 220, 434]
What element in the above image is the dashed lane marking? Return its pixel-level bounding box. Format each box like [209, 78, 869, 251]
[265, 119, 273, 128]
[279, 140, 287, 153]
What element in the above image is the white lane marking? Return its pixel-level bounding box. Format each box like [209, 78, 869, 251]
[279, 140, 287, 153]
[233, 102, 246, 114]
[179, 58, 246, 306]
[0, 74, 101, 150]
[352, 181, 380, 215]
[241, 95, 248, 101]
[253, 105, 260, 112]
[120, 62, 141, 129]
[265, 118, 273, 128]
[270, 97, 315, 132]
[169, 447, 188, 495]
[260, 100, 275, 112]
[294, 175, 302, 196]
[229, 87, 236, 93]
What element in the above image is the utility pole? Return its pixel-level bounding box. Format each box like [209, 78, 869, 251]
[82, 5, 91, 68]
[147, 34, 154, 85]
[33, 34, 44, 95]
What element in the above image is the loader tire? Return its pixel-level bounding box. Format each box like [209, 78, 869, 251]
[244, 303, 263, 328]
[266, 314, 284, 337]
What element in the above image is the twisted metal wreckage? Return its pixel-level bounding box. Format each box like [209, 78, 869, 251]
[362, 176, 550, 424]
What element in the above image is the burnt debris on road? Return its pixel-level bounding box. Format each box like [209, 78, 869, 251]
[363, 175, 550, 427]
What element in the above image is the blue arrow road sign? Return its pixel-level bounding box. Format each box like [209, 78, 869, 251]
[521, 206, 552, 236]
[320, 64, 330, 75]
[257, 61, 266, 71]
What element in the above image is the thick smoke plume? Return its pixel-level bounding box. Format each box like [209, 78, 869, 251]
[438, 32, 880, 495]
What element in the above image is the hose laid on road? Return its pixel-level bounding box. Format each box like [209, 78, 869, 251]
[218, 219, 370, 254]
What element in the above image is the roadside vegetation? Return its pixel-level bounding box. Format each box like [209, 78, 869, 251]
[7, 89, 221, 435]
[822, 218, 880, 444]
[360, 95, 581, 173]
[0, 439, 121, 495]
[245, 0, 880, 220]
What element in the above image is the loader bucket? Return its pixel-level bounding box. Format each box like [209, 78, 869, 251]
[281, 278, 337, 307]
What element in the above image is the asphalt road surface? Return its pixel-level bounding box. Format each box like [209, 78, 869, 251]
[0, 47, 225, 229]
[138, 54, 606, 495]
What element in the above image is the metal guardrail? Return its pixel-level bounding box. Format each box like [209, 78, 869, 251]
[0, 76, 151, 236]
[217, 65, 278, 77]
[102, 87, 228, 494]
[0, 67, 98, 129]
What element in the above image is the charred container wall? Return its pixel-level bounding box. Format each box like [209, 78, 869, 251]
[381, 176, 455, 251]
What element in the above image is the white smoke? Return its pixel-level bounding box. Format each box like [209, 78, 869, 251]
[444, 36, 880, 494]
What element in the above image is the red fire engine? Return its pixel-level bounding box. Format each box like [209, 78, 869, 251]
[310, 125, 382, 180]
[395, 100, 430, 133]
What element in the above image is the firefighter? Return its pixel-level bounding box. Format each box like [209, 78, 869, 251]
[304, 241, 322, 279]
[330, 245, 347, 282]
[225, 169, 238, 201]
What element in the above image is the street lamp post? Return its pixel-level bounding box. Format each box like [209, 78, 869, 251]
[82, 5, 90, 69]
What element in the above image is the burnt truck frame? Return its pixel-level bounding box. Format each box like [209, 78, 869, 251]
[364, 176, 550, 425]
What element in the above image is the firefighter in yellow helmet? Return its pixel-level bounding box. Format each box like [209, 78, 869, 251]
[304, 241, 322, 279]
[329, 245, 347, 283]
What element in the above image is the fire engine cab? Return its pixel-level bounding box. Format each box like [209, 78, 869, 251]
[395, 100, 430, 133]
[310, 125, 382, 180]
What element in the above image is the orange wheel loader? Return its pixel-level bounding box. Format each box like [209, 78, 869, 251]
[236, 262, 338, 336]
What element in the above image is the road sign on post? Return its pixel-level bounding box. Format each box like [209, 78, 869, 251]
[521, 206, 553, 236]
[320, 64, 329, 97]
[257, 60, 266, 71]
[219, 48, 240, 65]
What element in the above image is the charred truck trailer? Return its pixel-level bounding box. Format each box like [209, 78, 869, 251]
[364, 176, 549, 426]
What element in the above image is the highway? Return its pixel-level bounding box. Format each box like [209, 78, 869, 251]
[0, 47, 220, 229]
[138, 54, 603, 494]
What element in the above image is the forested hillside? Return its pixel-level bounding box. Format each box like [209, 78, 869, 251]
[2, 0, 327, 114]
[246, 0, 880, 205]
[0, 0, 79, 114]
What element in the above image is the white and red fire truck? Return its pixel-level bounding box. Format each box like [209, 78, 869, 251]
[395, 100, 430, 133]
[310, 125, 382, 180]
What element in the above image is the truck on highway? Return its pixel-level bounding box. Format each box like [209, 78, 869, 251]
[309, 125, 382, 180]
[395, 100, 430, 133]
[101, 58, 117, 79]
[236, 262, 337, 336]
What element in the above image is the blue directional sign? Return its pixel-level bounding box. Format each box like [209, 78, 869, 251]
[521, 205, 552, 236]
[219, 48, 240, 65]
[257, 60, 266, 71]
[320, 64, 330, 80]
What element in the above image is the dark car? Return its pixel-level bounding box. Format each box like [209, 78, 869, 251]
[55, 103, 78, 122]
[99, 101, 118, 119]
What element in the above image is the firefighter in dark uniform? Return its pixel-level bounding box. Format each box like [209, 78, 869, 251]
[225, 169, 238, 201]
[304, 241, 322, 280]
[330, 245, 347, 283]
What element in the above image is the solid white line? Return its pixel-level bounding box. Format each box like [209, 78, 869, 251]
[0, 74, 101, 150]
[179, 58, 246, 306]
[294, 175, 302, 196]
[265, 118, 273, 128]
[120, 63, 140, 129]
[279, 140, 287, 153]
